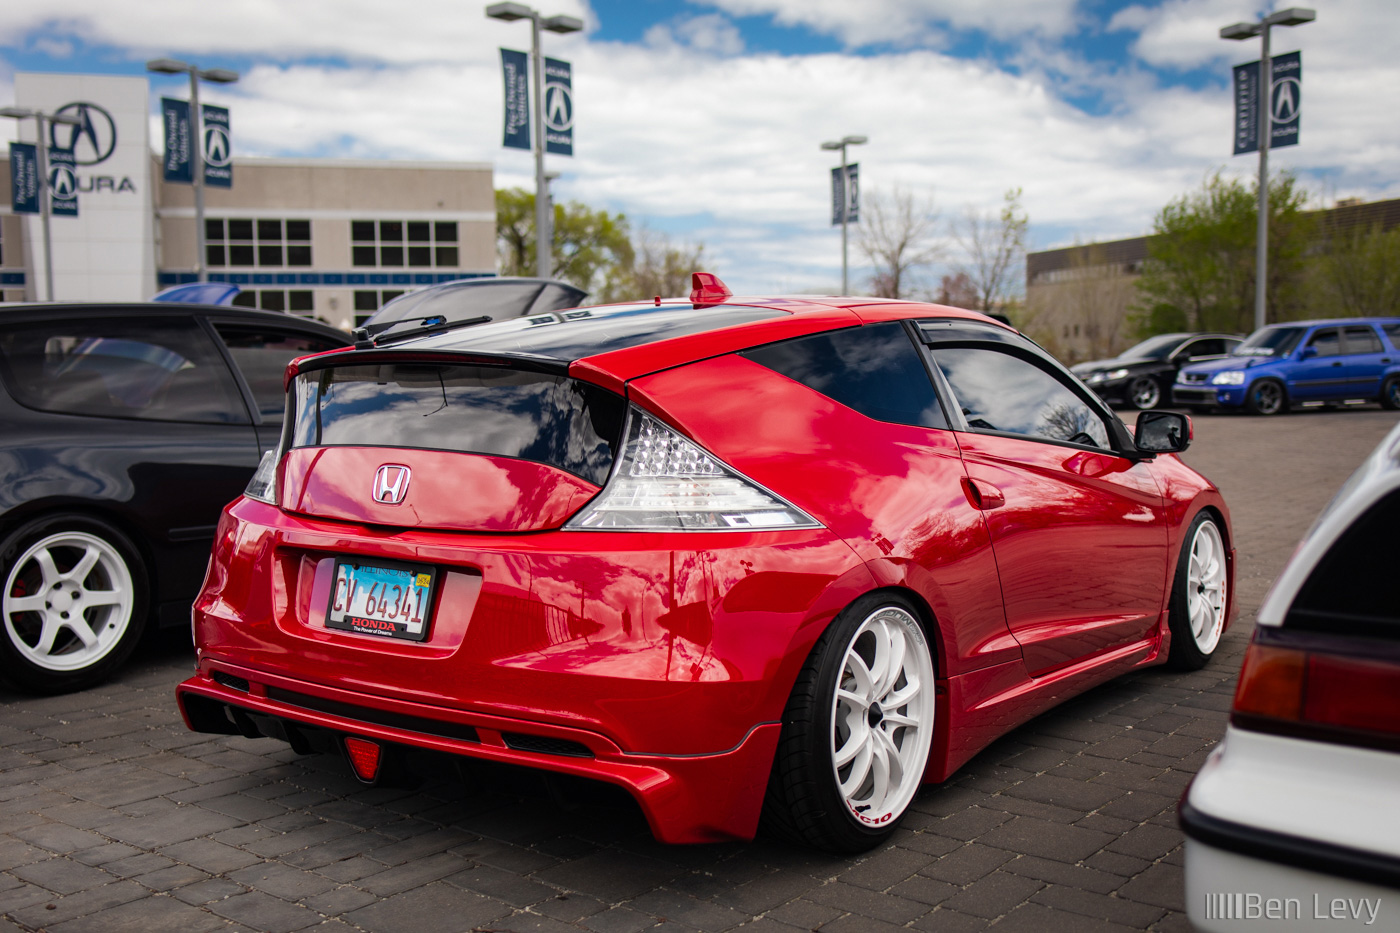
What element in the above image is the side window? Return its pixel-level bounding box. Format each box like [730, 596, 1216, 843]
[932, 346, 1110, 448]
[742, 322, 948, 429]
[1383, 324, 1400, 348]
[215, 326, 345, 423]
[1343, 326, 1383, 355]
[1288, 489, 1400, 636]
[0, 316, 247, 424]
[1307, 328, 1342, 357]
[1182, 339, 1226, 358]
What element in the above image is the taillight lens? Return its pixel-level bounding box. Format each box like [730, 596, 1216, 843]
[1233, 639, 1400, 746]
[566, 407, 820, 531]
[244, 450, 279, 505]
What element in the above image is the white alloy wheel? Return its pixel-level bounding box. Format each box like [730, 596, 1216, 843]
[830, 605, 936, 829]
[3, 531, 136, 672]
[1186, 519, 1227, 655]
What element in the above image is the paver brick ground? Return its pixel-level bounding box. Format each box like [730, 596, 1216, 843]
[1, 409, 1394, 931]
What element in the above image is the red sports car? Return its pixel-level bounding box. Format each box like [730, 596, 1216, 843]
[177, 274, 1234, 852]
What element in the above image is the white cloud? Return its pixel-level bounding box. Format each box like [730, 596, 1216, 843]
[645, 14, 745, 56]
[691, 0, 1082, 46]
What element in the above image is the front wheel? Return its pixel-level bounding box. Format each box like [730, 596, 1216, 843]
[1380, 375, 1400, 411]
[1166, 513, 1228, 670]
[1128, 376, 1162, 410]
[0, 514, 149, 693]
[1244, 379, 1287, 416]
[762, 594, 937, 853]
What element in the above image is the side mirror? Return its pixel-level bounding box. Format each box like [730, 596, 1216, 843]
[1135, 410, 1191, 455]
[1300, 345, 1318, 359]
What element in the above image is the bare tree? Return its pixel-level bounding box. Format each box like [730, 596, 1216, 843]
[596, 227, 707, 304]
[856, 186, 943, 299]
[954, 187, 1029, 312]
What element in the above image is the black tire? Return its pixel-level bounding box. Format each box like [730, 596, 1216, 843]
[1243, 378, 1287, 416]
[1381, 376, 1400, 411]
[761, 593, 937, 853]
[1127, 376, 1162, 411]
[1166, 512, 1228, 671]
[0, 514, 149, 694]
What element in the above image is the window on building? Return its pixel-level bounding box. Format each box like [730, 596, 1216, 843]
[351, 220, 459, 268]
[230, 290, 316, 318]
[207, 218, 312, 268]
[352, 290, 406, 328]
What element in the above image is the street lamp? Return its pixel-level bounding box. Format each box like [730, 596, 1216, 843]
[1220, 7, 1315, 332]
[0, 106, 84, 301]
[486, 2, 583, 280]
[821, 134, 867, 295]
[146, 57, 240, 283]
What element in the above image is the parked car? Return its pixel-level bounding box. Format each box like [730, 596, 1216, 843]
[1071, 333, 1241, 410]
[1180, 420, 1400, 930]
[177, 275, 1233, 852]
[1174, 317, 1400, 415]
[358, 277, 587, 343]
[0, 303, 350, 694]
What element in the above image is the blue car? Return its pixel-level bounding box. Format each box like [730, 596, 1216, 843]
[1173, 318, 1400, 415]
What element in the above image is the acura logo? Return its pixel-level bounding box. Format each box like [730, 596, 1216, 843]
[372, 465, 411, 505]
[50, 102, 118, 166]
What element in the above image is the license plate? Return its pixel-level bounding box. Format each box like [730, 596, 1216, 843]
[326, 558, 435, 641]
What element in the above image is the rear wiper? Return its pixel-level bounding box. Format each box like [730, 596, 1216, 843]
[352, 314, 492, 349]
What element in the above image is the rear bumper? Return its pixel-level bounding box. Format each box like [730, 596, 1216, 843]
[178, 664, 781, 844]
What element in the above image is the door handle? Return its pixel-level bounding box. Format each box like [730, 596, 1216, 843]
[961, 477, 1006, 511]
[1332, 361, 1343, 367]
[1383, 358, 1392, 363]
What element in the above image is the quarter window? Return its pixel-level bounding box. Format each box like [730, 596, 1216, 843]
[215, 325, 345, 423]
[742, 322, 948, 429]
[0, 317, 247, 424]
[932, 346, 1110, 448]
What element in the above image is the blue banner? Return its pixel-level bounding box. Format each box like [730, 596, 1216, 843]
[48, 148, 78, 216]
[1233, 51, 1301, 155]
[544, 57, 573, 156]
[501, 48, 531, 151]
[9, 142, 39, 214]
[161, 97, 193, 183]
[831, 163, 859, 225]
[202, 104, 232, 188]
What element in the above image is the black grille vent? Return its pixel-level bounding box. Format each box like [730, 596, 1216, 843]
[212, 671, 250, 692]
[502, 733, 594, 758]
[266, 687, 480, 743]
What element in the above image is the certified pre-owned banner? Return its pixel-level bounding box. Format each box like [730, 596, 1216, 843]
[48, 149, 78, 216]
[830, 163, 859, 225]
[1233, 51, 1301, 155]
[544, 57, 573, 156]
[9, 142, 39, 214]
[161, 97, 193, 183]
[501, 48, 531, 151]
[202, 104, 232, 188]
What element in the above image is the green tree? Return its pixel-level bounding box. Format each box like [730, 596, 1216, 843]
[1308, 222, 1400, 318]
[1131, 171, 1313, 336]
[495, 188, 633, 296]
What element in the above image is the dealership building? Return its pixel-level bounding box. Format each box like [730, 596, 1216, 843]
[1, 73, 496, 330]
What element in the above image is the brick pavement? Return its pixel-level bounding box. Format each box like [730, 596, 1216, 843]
[2, 408, 1395, 933]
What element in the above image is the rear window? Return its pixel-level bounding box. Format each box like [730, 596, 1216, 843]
[1287, 488, 1400, 638]
[291, 363, 625, 485]
[0, 316, 247, 424]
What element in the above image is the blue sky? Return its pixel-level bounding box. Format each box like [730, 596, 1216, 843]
[2, 0, 1397, 296]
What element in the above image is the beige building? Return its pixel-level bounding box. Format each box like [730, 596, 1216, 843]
[1, 72, 496, 330]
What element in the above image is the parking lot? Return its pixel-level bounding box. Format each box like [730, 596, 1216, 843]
[2, 408, 1395, 933]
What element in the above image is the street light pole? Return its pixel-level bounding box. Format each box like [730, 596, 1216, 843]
[0, 106, 83, 300]
[486, 3, 583, 280]
[147, 58, 240, 283]
[821, 135, 867, 295]
[1220, 7, 1315, 333]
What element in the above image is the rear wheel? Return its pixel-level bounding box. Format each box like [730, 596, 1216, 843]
[1166, 513, 1227, 670]
[1128, 376, 1162, 410]
[762, 593, 936, 852]
[0, 515, 149, 694]
[1244, 378, 1287, 416]
[1380, 376, 1400, 411]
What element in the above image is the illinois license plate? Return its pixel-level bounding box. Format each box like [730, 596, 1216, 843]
[326, 558, 435, 641]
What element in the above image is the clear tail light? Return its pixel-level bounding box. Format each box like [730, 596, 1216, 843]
[566, 407, 820, 531]
[244, 450, 279, 505]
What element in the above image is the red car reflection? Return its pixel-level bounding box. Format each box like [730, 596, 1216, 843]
[177, 276, 1233, 852]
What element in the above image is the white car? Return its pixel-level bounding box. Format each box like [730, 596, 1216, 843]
[1180, 422, 1400, 930]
